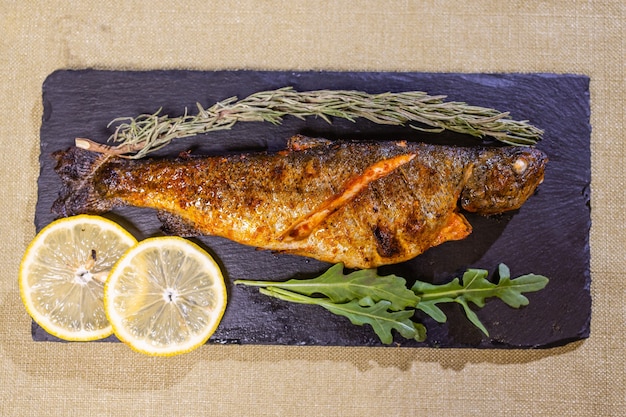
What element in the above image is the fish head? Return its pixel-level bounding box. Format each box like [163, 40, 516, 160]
[460, 147, 548, 215]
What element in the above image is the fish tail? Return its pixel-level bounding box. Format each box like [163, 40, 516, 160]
[51, 147, 116, 217]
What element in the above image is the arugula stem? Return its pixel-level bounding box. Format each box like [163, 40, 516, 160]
[417, 287, 488, 302]
[257, 287, 321, 305]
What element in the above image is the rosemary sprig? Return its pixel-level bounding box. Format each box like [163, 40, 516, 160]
[89, 87, 543, 158]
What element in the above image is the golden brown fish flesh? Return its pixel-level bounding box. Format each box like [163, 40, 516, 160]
[53, 135, 547, 268]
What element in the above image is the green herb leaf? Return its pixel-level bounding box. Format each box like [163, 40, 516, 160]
[258, 287, 426, 344]
[235, 263, 419, 311]
[411, 264, 549, 335]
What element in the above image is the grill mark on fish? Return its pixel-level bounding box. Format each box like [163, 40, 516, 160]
[52, 135, 547, 269]
[372, 223, 402, 258]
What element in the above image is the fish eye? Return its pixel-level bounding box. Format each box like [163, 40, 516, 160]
[513, 157, 528, 174]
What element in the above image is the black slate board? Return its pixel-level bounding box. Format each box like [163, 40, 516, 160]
[35, 70, 591, 348]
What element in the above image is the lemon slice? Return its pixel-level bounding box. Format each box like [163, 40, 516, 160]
[104, 236, 227, 356]
[19, 215, 137, 341]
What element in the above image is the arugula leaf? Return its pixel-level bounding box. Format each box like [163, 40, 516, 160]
[235, 263, 419, 311]
[235, 263, 548, 343]
[412, 264, 549, 336]
[494, 263, 550, 308]
[258, 287, 426, 344]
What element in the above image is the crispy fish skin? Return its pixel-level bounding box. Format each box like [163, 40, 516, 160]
[53, 136, 547, 269]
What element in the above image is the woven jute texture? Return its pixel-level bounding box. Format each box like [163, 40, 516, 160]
[1, 1, 624, 415]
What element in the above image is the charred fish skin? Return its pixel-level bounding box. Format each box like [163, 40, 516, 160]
[52, 136, 547, 269]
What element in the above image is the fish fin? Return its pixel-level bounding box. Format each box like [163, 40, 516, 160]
[51, 147, 116, 217]
[280, 153, 416, 241]
[433, 212, 472, 245]
[287, 135, 333, 151]
[157, 211, 201, 237]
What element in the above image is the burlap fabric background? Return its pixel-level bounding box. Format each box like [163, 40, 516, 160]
[1, 1, 624, 415]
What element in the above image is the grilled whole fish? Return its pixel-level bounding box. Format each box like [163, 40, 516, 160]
[53, 135, 547, 269]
